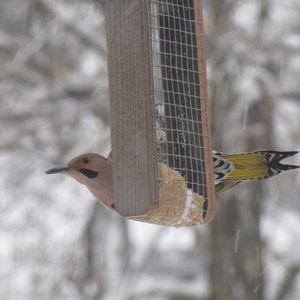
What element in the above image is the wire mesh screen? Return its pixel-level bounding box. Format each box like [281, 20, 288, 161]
[136, 0, 215, 226]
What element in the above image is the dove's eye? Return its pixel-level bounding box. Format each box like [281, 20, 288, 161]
[83, 157, 89, 164]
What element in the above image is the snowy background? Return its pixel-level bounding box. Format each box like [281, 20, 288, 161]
[1, 0, 300, 299]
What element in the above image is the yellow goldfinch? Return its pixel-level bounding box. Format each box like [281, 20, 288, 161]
[213, 151, 299, 194]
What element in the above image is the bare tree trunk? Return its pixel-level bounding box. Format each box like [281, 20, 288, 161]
[205, 1, 274, 299]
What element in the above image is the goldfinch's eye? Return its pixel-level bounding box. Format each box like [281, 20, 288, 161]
[83, 157, 89, 164]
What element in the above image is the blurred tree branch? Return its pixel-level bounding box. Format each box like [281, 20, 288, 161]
[37, 0, 107, 56]
[275, 264, 300, 300]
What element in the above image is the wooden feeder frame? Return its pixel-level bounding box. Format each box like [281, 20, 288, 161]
[106, 0, 215, 225]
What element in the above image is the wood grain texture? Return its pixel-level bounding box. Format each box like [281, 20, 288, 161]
[194, 0, 216, 222]
[106, 0, 157, 217]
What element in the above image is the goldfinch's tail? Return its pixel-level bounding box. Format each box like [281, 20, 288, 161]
[215, 151, 299, 182]
[215, 180, 241, 195]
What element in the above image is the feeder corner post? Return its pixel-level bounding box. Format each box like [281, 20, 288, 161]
[105, 0, 157, 217]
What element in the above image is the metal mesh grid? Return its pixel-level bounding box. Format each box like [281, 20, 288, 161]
[144, 0, 215, 226]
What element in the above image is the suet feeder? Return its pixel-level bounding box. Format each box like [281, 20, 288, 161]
[106, 0, 215, 226]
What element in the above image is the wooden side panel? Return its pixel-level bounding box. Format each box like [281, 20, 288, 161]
[194, 0, 215, 222]
[106, 0, 156, 217]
